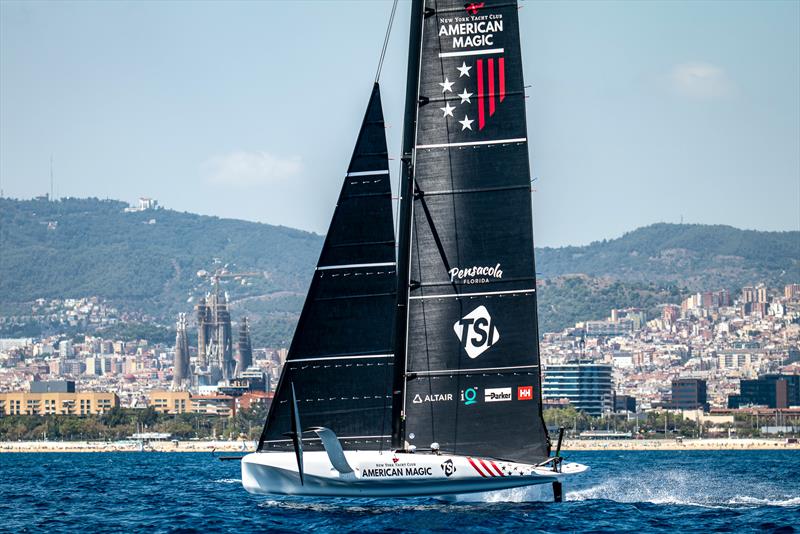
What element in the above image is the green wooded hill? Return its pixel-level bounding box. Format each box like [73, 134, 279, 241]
[0, 197, 321, 344]
[1, 197, 797, 341]
[536, 223, 799, 291]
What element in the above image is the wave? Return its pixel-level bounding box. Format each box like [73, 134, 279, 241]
[214, 478, 242, 484]
[444, 484, 553, 503]
[727, 496, 800, 507]
[566, 469, 800, 508]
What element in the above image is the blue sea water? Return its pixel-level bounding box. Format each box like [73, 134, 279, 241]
[1, 450, 798, 533]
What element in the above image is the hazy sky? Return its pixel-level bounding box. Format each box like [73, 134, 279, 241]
[1, 0, 798, 247]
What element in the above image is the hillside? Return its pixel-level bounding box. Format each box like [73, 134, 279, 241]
[0, 197, 322, 344]
[1, 197, 797, 342]
[537, 223, 799, 291]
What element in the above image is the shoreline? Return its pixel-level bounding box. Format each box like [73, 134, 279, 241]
[1, 438, 797, 453]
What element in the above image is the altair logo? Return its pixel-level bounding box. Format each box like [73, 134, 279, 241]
[453, 305, 500, 359]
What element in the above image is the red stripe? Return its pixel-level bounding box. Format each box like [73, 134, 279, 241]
[489, 461, 505, 477]
[467, 457, 488, 477]
[477, 59, 485, 130]
[488, 58, 495, 117]
[499, 58, 505, 102]
[478, 459, 495, 477]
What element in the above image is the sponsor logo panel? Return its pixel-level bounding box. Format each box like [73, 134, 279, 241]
[441, 459, 457, 477]
[361, 461, 434, 478]
[449, 263, 503, 285]
[412, 393, 454, 404]
[453, 305, 500, 359]
[517, 385, 533, 401]
[484, 387, 512, 402]
[461, 387, 479, 406]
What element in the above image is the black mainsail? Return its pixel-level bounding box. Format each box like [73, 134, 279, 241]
[257, 84, 397, 452]
[395, 0, 550, 464]
[257, 0, 550, 467]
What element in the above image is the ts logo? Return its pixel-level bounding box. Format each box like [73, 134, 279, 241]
[441, 459, 457, 477]
[453, 305, 500, 359]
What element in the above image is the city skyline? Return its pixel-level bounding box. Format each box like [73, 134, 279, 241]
[1, 1, 798, 247]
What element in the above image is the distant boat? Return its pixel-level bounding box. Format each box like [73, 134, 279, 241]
[242, 0, 588, 499]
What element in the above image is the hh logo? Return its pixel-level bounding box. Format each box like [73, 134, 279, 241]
[453, 305, 500, 359]
[518, 386, 533, 401]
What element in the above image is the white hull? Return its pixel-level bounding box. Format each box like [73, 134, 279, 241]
[241, 450, 587, 498]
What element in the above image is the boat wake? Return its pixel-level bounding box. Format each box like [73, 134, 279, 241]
[567, 469, 800, 508]
[442, 484, 553, 503]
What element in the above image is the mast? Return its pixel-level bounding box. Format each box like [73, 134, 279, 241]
[391, 0, 426, 450]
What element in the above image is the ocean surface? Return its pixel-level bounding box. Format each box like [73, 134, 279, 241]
[1, 450, 798, 533]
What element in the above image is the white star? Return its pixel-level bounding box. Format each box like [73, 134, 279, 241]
[440, 102, 455, 118]
[459, 115, 474, 130]
[456, 61, 472, 77]
[439, 77, 455, 93]
[457, 88, 473, 104]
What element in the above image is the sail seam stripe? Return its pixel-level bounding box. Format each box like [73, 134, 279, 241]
[409, 364, 539, 376]
[417, 276, 536, 288]
[438, 48, 504, 58]
[346, 170, 390, 177]
[416, 137, 527, 149]
[409, 288, 535, 299]
[329, 240, 395, 248]
[419, 184, 530, 196]
[264, 435, 390, 443]
[317, 262, 397, 271]
[289, 354, 393, 363]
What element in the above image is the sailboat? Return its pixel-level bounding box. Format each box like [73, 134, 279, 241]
[241, 0, 588, 499]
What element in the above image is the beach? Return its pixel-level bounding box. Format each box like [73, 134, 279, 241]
[1, 438, 797, 453]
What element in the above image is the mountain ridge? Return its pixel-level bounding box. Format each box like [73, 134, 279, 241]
[1, 197, 797, 341]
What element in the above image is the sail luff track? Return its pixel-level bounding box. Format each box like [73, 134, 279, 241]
[391, 0, 427, 450]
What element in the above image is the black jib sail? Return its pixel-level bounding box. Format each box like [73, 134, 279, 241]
[257, 84, 397, 452]
[396, 0, 550, 464]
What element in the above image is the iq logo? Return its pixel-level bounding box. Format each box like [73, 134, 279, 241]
[461, 387, 478, 406]
[453, 305, 500, 359]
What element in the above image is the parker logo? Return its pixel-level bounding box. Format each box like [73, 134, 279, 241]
[412, 393, 454, 404]
[448, 263, 503, 285]
[484, 387, 512, 402]
[517, 385, 533, 401]
[453, 305, 500, 359]
[441, 459, 457, 477]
